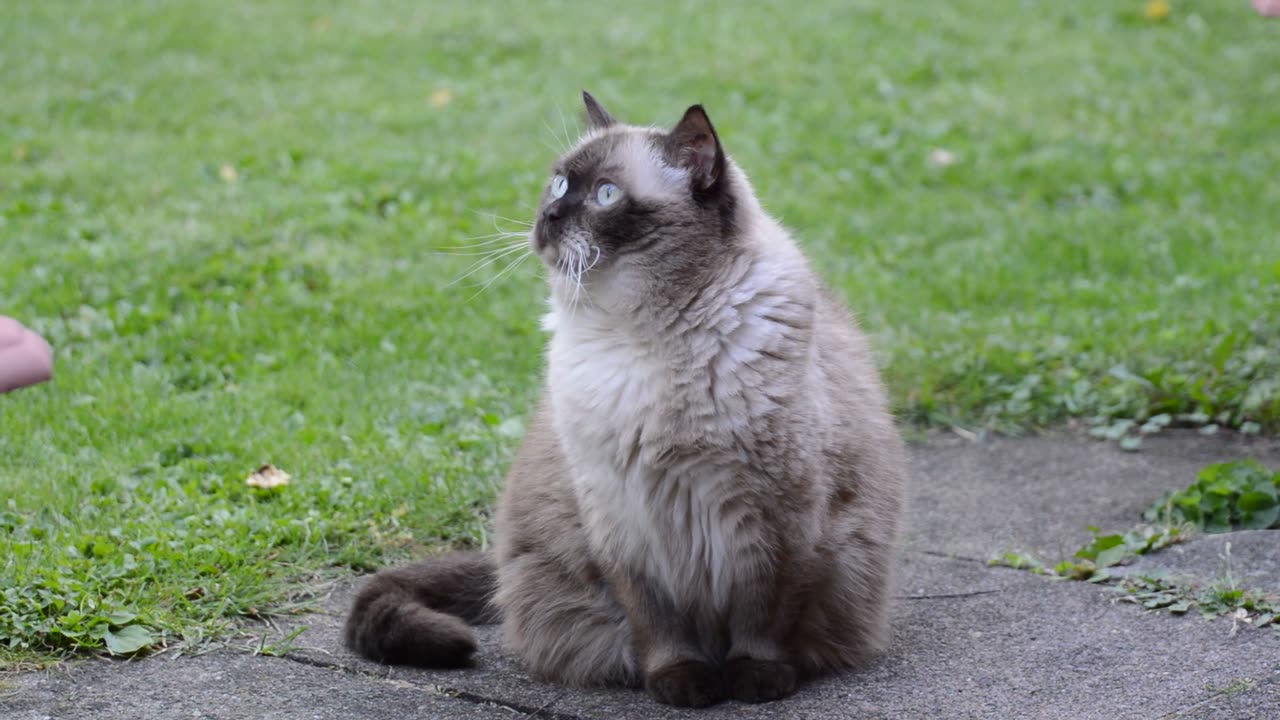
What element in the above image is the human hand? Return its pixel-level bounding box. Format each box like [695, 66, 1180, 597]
[0, 316, 54, 393]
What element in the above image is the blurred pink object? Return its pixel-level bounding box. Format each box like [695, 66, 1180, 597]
[0, 316, 54, 393]
[1256, 0, 1280, 17]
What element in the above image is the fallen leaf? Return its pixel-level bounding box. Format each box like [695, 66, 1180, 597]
[927, 148, 956, 169]
[311, 16, 332, 32]
[1144, 0, 1170, 21]
[246, 463, 291, 489]
[430, 89, 454, 108]
[1229, 607, 1250, 637]
[219, 164, 238, 183]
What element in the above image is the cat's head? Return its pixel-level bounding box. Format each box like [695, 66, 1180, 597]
[531, 92, 742, 309]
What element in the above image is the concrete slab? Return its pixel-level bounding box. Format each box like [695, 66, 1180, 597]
[5, 433, 1278, 719]
[0, 651, 516, 720]
[269, 551, 1278, 720]
[1170, 670, 1280, 719]
[906, 431, 1280, 563]
[1116, 530, 1280, 592]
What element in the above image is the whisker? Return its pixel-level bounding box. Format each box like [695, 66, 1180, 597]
[571, 246, 586, 308]
[448, 245, 527, 283]
[462, 230, 529, 241]
[431, 243, 526, 257]
[538, 136, 562, 155]
[556, 106, 575, 149]
[448, 234, 528, 250]
[488, 214, 534, 228]
[553, 249, 572, 314]
[430, 237, 526, 256]
[576, 251, 589, 313]
[468, 210, 535, 231]
[543, 119, 567, 152]
[465, 253, 533, 302]
[445, 243, 529, 287]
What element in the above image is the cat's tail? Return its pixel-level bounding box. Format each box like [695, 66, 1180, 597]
[343, 551, 500, 667]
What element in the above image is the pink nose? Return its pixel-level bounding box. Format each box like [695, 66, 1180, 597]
[1256, 0, 1280, 17]
[0, 316, 54, 393]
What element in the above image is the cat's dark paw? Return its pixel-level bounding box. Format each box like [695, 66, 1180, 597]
[724, 657, 798, 703]
[646, 660, 724, 708]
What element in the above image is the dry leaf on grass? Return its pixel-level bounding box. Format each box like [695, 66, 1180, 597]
[246, 463, 291, 490]
[927, 148, 957, 169]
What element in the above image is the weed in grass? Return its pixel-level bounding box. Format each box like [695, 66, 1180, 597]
[246, 626, 309, 658]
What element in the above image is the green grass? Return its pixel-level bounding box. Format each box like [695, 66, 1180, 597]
[2, 0, 1278, 666]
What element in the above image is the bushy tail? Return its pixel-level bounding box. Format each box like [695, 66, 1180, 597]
[343, 551, 499, 667]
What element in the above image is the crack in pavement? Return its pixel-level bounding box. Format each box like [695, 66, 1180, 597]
[907, 548, 988, 564]
[898, 590, 1002, 600]
[1157, 670, 1280, 719]
[276, 649, 585, 720]
[1157, 687, 1236, 720]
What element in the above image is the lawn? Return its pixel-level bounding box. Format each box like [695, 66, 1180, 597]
[2, 0, 1278, 667]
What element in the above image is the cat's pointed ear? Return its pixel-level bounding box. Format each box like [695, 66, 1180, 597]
[669, 105, 725, 193]
[582, 91, 618, 130]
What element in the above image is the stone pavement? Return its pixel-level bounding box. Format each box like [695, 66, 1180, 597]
[5, 432, 1279, 719]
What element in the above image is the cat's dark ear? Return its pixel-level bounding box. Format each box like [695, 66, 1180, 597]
[582, 91, 618, 130]
[668, 105, 725, 193]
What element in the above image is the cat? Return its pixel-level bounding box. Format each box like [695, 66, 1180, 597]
[344, 92, 907, 708]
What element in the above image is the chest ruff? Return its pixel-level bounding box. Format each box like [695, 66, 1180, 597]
[544, 283, 804, 610]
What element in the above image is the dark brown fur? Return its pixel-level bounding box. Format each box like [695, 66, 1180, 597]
[343, 552, 498, 667]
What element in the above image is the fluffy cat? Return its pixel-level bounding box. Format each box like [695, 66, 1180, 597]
[344, 92, 907, 708]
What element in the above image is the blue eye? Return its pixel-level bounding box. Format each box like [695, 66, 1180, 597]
[596, 182, 621, 206]
[550, 175, 568, 199]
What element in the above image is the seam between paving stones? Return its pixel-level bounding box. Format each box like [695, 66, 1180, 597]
[275, 651, 585, 720]
[898, 590, 1002, 600]
[908, 548, 988, 564]
[262, 554, 1060, 717]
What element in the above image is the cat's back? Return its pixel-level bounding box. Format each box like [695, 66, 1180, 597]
[808, 285, 906, 526]
[813, 287, 890, 406]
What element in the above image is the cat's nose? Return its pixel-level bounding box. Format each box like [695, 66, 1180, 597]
[542, 201, 567, 223]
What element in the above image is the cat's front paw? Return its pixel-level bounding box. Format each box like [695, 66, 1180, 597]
[724, 657, 798, 703]
[646, 660, 724, 708]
